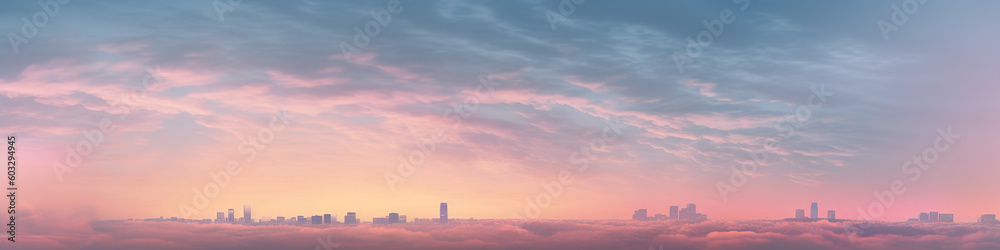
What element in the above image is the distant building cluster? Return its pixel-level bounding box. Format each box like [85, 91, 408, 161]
[186, 202, 452, 226]
[116, 201, 1000, 226]
[372, 213, 407, 224]
[633, 203, 706, 221]
[788, 202, 836, 221]
[912, 211, 954, 223]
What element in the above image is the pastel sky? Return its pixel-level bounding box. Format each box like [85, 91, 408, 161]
[3, 0, 1000, 225]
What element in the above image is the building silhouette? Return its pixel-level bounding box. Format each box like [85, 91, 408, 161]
[345, 212, 357, 225]
[324, 214, 332, 224]
[227, 209, 235, 223]
[680, 204, 694, 219]
[795, 209, 805, 219]
[216, 212, 224, 222]
[980, 214, 998, 225]
[389, 213, 400, 223]
[919, 212, 929, 221]
[311, 215, 322, 224]
[669, 206, 679, 220]
[827, 210, 836, 220]
[243, 205, 251, 224]
[440, 203, 449, 224]
[632, 209, 648, 221]
[929, 212, 939, 222]
[938, 214, 954, 223]
[810, 202, 818, 219]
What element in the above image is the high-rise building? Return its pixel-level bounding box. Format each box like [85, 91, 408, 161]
[827, 210, 836, 220]
[632, 209, 648, 221]
[929, 212, 939, 222]
[440, 203, 449, 224]
[217, 212, 225, 222]
[678, 204, 698, 220]
[277, 216, 285, 223]
[345, 212, 357, 225]
[243, 205, 252, 224]
[324, 214, 332, 224]
[795, 209, 805, 219]
[938, 214, 954, 223]
[297, 216, 306, 224]
[669, 206, 679, 220]
[919, 213, 929, 222]
[399, 215, 407, 223]
[810, 202, 818, 219]
[228, 209, 235, 223]
[389, 213, 400, 223]
[311, 215, 322, 224]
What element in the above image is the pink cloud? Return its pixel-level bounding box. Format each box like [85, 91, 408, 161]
[267, 71, 350, 88]
[12, 208, 1000, 250]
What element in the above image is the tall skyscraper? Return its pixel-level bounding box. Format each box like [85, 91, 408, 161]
[389, 213, 400, 223]
[919, 212, 929, 221]
[276, 216, 285, 223]
[345, 212, 357, 225]
[227, 209, 235, 223]
[827, 210, 836, 220]
[243, 205, 251, 224]
[324, 214, 332, 224]
[929, 212, 939, 222]
[810, 202, 818, 219]
[217, 212, 225, 222]
[795, 209, 805, 219]
[311, 215, 322, 224]
[297, 215, 305, 224]
[440, 203, 449, 224]
[669, 206, 679, 220]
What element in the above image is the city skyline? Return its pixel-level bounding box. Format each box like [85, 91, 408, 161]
[129, 201, 1000, 224]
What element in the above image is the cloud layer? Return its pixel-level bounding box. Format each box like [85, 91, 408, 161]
[12, 215, 1000, 250]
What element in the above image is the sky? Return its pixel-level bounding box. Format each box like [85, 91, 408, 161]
[2, 0, 1000, 227]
